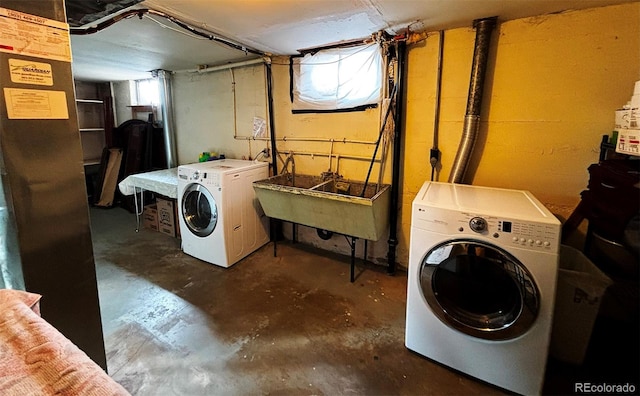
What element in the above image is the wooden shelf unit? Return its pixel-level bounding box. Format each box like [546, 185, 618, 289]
[75, 81, 113, 166]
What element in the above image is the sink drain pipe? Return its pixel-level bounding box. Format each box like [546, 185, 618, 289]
[387, 40, 407, 276]
[448, 17, 497, 184]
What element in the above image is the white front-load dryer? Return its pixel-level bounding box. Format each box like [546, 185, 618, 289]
[177, 159, 269, 267]
[405, 181, 561, 395]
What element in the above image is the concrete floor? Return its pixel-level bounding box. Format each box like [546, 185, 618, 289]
[90, 207, 638, 395]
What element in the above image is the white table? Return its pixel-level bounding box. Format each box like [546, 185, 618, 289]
[118, 168, 178, 231]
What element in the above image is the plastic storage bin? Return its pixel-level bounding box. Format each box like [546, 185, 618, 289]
[550, 245, 612, 365]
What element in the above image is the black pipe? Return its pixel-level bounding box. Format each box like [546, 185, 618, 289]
[265, 61, 282, 246]
[386, 41, 406, 276]
[69, 8, 265, 57]
[430, 31, 444, 181]
[266, 62, 278, 176]
[448, 16, 497, 184]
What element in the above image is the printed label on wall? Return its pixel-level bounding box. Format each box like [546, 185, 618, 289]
[0, 7, 71, 62]
[9, 59, 53, 86]
[3, 88, 68, 119]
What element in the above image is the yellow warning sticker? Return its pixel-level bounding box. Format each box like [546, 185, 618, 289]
[3, 87, 68, 119]
[9, 58, 53, 86]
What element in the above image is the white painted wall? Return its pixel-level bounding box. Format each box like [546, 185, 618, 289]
[171, 64, 270, 165]
[112, 80, 132, 127]
[107, 3, 640, 269]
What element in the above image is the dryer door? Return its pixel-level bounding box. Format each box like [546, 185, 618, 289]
[420, 239, 539, 340]
[181, 183, 218, 237]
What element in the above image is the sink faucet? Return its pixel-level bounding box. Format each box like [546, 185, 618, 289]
[282, 152, 295, 185]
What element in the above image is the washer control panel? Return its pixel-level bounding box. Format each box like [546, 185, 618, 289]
[178, 168, 221, 187]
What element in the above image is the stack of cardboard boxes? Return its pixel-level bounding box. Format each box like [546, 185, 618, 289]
[142, 197, 180, 238]
[615, 81, 640, 156]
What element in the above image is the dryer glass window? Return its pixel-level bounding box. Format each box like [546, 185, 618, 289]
[420, 240, 539, 340]
[182, 184, 218, 237]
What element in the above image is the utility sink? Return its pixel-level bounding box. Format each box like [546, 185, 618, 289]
[253, 174, 390, 241]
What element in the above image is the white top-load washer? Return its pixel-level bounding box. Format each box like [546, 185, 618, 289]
[177, 159, 269, 267]
[405, 181, 561, 395]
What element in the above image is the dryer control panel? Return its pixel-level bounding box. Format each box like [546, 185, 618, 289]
[413, 205, 561, 253]
[460, 212, 559, 252]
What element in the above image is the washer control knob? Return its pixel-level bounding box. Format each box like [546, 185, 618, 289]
[469, 217, 487, 233]
[192, 170, 200, 180]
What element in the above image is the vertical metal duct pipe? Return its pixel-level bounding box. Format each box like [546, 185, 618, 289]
[448, 17, 497, 184]
[155, 69, 178, 168]
[387, 41, 407, 276]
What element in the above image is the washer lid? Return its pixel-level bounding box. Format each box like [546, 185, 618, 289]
[415, 182, 558, 224]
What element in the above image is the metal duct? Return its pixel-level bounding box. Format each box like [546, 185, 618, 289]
[448, 17, 497, 184]
[0, 0, 107, 369]
[155, 70, 178, 168]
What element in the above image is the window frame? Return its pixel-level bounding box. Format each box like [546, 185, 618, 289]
[289, 42, 383, 114]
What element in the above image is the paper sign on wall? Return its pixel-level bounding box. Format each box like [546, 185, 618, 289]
[3, 88, 68, 119]
[9, 59, 53, 86]
[0, 7, 71, 62]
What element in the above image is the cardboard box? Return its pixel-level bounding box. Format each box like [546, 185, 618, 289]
[550, 245, 612, 365]
[615, 107, 639, 130]
[157, 197, 176, 237]
[615, 128, 640, 156]
[174, 201, 181, 238]
[142, 204, 158, 231]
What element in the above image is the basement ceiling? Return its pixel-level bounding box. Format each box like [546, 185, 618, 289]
[68, 0, 636, 82]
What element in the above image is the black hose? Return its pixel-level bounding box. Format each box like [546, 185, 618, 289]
[316, 229, 334, 240]
[360, 83, 397, 198]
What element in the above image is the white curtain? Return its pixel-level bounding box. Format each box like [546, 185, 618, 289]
[292, 43, 383, 111]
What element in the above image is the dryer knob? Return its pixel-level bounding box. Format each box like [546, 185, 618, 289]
[469, 217, 487, 233]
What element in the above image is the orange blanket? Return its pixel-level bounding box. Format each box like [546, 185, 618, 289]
[0, 289, 130, 396]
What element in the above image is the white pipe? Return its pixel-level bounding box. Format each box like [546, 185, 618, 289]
[292, 150, 382, 162]
[173, 57, 266, 74]
[234, 135, 377, 145]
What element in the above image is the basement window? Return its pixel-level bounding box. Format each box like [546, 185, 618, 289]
[131, 78, 160, 106]
[291, 43, 383, 112]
